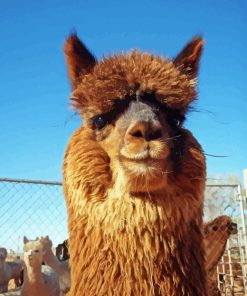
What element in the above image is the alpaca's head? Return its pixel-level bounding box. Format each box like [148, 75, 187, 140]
[204, 216, 238, 238]
[39, 236, 55, 262]
[64, 35, 205, 196]
[23, 236, 44, 268]
[56, 240, 69, 261]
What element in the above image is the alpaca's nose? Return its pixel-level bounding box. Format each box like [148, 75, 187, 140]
[125, 121, 162, 143]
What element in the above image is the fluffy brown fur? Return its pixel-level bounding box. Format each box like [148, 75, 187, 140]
[63, 34, 208, 295]
[204, 216, 237, 296]
[204, 215, 237, 277]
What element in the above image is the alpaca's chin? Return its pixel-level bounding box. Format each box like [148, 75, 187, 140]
[120, 157, 170, 192]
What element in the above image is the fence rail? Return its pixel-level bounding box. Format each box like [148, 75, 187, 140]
[0, 177, 62, 186]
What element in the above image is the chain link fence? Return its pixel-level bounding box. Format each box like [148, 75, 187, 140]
[0, 178, 67, 254]
[204, 182, 247, 295]
[1, 177, 247, 294]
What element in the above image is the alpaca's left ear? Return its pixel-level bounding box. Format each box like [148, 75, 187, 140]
[64, 33, 97, 89]
[174, 36, 204, 78]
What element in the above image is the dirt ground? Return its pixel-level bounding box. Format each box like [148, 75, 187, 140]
[0, 288, 21, 296]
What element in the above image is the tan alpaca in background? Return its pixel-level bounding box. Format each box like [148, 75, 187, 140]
[40, 236, 70, 296]
[20, 237, 59, 296]
[63, 34, 208, 295]
[0, 248, 23, 293]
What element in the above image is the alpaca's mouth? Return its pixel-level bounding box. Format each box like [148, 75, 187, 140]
[119, 154, 168, 177]
[120, 148, 149, 160]
[121, 156, 160, 165]
[120, 147, 166, 162]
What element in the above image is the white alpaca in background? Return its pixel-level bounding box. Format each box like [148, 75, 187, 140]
[0, 247, 23, 293]
[40, 236, 70, 296]
[20, 237, 60, 296]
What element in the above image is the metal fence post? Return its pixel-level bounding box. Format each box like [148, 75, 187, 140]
[237, 184, 247, 258]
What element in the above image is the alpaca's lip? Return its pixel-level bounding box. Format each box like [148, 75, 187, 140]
[120, 155, 163, 164]
[120, 149, 149, 161]
[121, 156, 151, 162]
[120, 147, 166, 162]
[120, 150, 165, 163]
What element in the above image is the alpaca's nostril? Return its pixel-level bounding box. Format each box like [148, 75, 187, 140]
[126, 122, 146, 142]
[131, 130, 144, 138]
[126, 122, 163, 143]
[145, 129, 162, 141]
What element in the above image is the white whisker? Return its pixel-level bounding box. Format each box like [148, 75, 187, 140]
[159, 135, 181, 143]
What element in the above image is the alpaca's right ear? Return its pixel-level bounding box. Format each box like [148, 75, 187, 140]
[23, 236, 29, 243]
[173, 36, 204, 78]
[64, 34, 97, 89]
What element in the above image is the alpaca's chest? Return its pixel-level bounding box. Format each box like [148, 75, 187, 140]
[67, 193, 207, 295]
[68, 213, 206, 295]
[68, 191, 201, 264]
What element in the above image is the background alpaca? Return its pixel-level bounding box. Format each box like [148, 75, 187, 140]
[55, 240, 69, 262]
[20, 237, 60, 296]
[204, 215, 237, 296]
[40, 236, 71, 295]
[204, 215, 238, 277]
[63, 34, 207, 295]
[0, 247, 23, 293]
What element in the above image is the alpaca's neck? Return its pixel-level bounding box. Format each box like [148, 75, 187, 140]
[21, 263, 52, 296]
[205, 234, 228, 274]
[23, 263, 43, 285]
[44, 248, 63, 275]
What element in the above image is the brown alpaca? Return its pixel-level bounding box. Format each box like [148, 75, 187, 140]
[63, 34, 207, 295]
[204, 215, 237, 296]
[0, 247, 23, 293]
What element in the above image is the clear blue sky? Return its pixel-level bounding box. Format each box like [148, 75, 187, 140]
[0, 0, 246, 183]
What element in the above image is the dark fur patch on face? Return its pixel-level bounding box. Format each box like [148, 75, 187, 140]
[170, 128, 186, 172]
[89, 95, 134, 130]
[89, 92, 185, 129]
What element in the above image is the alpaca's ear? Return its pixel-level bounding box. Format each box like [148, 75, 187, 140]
[23, 236, 29, 243]
[174, 36, 204, 78]
[64, 33, 97, 89]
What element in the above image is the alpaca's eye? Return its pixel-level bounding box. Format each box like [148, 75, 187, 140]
[167, 111, 185, 128]
[93, 116, 107, 130]
[172, 118, 182, 127]
[34, 250, 39, 253]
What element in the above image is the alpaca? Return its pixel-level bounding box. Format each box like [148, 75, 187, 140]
[55, 240, 69, 261]
[20, 237, 60, 296]
[0, 248, 23, 293]
[40, 236, 71, 295]
[63, 34, 207, 295]
[204, 215, 237, 296]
